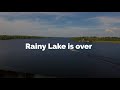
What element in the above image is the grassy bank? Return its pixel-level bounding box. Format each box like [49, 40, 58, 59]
[0, 35, 46, 40]
[71, 37, 120, 43]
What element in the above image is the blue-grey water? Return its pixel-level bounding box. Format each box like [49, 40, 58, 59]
[0, 38, 120, 78]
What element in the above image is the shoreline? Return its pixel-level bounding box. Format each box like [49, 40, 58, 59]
[0, 69, 34, 78]
[70, 37, 120, 44]
[93, 41, 120, 43]
[0, 35, 46, 40]
[0, 35, 120, 43]
[0, 69, 55, 78]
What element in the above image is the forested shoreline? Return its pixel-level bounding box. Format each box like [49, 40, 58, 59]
[0, 35, 120, 43]
[0, 35, 46, 40]
[71, 37, 120, 43]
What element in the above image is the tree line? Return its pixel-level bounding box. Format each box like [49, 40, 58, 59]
[71, 37, 120, 42]
[0, 35, 45, 40]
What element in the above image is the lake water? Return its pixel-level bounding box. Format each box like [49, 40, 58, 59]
[0, 38, 120, 78]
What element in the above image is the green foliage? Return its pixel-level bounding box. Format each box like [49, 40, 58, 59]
[71, 37, 120, 42]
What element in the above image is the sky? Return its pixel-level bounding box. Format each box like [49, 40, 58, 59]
[0, 12, 120, 37]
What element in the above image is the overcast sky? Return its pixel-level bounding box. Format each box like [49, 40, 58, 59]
[0, 12, 120, 37]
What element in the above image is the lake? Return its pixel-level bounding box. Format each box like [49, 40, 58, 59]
[0, 38, 120, 78]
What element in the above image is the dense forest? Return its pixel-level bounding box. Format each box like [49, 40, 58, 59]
[0, 35, 46, 40]
[71, 37, 120, 43]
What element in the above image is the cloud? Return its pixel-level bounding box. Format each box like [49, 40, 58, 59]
[0, 12, 75, 25]
[105, 29, 114, 33]
[105, 27, 120, 33]
[0, 13, 120, 37]
[0, 16, 101, 37]
[55, 16, 61, 20]
[38, 12, 74, 16]
[89, 16, 120, 27]
[0, 12, 74, 19]
[87, 16, 120, 36]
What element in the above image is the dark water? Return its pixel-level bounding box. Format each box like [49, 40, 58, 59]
[0, 38, 120, 78]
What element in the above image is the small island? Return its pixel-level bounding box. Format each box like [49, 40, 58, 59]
[71, 37, 120, 43]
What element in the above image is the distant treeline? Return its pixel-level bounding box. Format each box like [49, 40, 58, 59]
[71, 37, 120, 42]
[0, 35, 46, 40]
